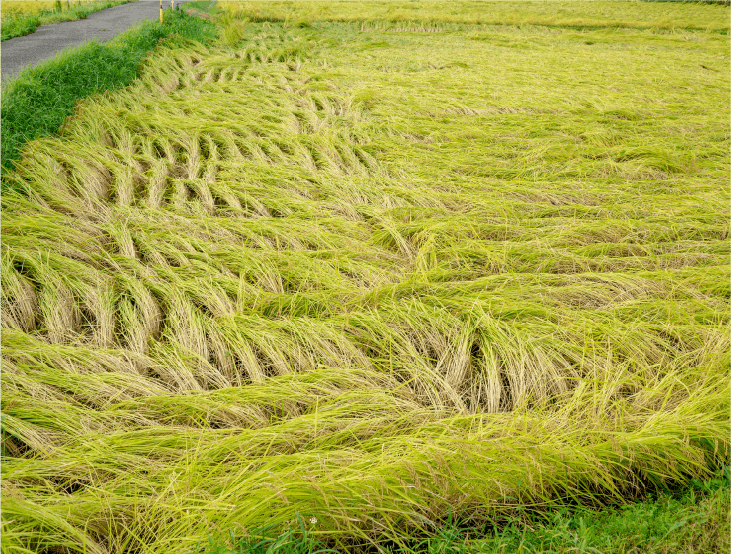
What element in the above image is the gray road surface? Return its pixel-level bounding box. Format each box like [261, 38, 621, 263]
[1, 0, 197, 83]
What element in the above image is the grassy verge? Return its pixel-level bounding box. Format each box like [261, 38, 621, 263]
[182, 1, 218, 23]
[197, 470, 730, 553]
[0, 8, 217, 181]
[1, 0, 136, 42]
[183, 0, 216, 12]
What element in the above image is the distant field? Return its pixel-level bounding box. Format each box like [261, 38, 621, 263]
[218, 0, 730, 30]
[1, 0, 135, 41]
[1, 1, 729, 553]
[2, 0, 113, 15]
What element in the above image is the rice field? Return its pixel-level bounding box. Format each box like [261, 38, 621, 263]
[1, 0, 127, 16]
[218, 0, 730, 30]
[1, 0, 135, 41]
[1, 1, 729, 552]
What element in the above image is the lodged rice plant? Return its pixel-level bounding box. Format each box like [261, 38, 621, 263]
[1, 2, 729, 553]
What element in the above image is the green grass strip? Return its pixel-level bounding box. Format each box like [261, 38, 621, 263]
[0, 9, 217, 182]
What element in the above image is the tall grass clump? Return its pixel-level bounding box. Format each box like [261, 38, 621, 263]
[1, 9, 217, 180]
[1, 1, 729, 553]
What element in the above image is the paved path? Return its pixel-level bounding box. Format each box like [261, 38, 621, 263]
[1, 0, 197, 83]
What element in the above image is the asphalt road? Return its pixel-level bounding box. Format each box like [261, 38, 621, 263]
[1, 0, 197, 83]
